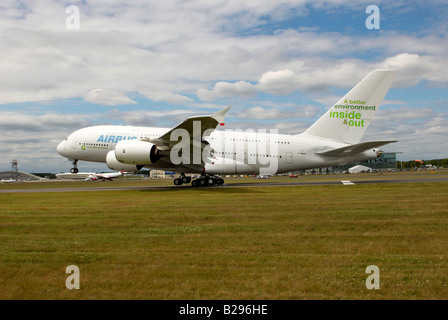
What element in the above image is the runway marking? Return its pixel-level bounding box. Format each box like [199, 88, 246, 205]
[341, 180, 355, 185]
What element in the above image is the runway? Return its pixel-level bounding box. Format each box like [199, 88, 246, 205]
[1, 175, 447, 193]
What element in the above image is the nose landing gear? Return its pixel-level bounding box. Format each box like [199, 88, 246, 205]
[69, 159, 79, 174]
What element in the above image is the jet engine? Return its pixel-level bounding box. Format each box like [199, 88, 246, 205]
[106, 151, 142, 171]
[115, 140, 161, 165]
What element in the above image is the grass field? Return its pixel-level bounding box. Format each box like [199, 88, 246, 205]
[1, 176, 448, 299]
[0, 170, 447, 190]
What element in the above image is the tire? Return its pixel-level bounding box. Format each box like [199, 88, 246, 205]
[182, 176, 191, 184]
[174, 178, 183, 186]
[192, 180, 198, 187]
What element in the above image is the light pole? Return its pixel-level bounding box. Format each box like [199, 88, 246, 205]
[11, 159, 18, 182]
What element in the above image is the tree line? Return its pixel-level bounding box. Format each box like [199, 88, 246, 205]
[397, 158, 448, 169]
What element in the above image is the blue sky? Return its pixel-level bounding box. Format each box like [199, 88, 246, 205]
[0, 0, 447, 172]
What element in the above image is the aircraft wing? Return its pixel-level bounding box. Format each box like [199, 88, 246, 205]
[316, 140, 397, 156]
[147, 106, 231, 150]
[132, 107, 230, 171]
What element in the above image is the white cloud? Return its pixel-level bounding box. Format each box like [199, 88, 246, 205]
[235, 105, 318, 120]
[0, 110, 95, 172]
[379, 53, 448, 87]
[1, 1, 447, 107]
[84, 89, 136, 105]
[0, 111, 92, 131]
[364, 104, 448, 160]
[197, 50, 448, 101]
[197, 81, 256, 101]
[139, 89, 194, 104]
[257, 69, 300, 95]
[105, 108, 197, 126]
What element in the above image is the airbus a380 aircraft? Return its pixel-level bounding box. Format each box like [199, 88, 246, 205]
[57, 70, 398, 187]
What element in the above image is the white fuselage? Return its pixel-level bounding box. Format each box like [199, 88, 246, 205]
[57, 125, 379, 174]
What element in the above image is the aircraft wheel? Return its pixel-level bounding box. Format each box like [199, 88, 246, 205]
[182, 176, 191, 184]
[207, 178, 215, 186]
[199, 179, 207, 187]
[216, 178, 224, 185]
[70, 168, 79, 174]
[191, 180, 199, 187]
[174, 178, 183, 186]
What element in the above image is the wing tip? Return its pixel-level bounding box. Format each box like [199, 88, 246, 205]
[212, 106, 231, 125]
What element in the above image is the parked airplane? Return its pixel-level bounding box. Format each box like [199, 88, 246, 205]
[85, 171, 125, 181]
[1, 178, 16, 183]
[57, 69, 398, 187]
[55, 172, 95, 180]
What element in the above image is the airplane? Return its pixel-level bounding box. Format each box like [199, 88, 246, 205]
[57, 69, 398, 187]
[1, 178, 16, 183]
[55, 172, 96, 180]
[85, 171, 125, 181]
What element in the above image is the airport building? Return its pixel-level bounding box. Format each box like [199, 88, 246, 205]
[306, 152, 398, 174]
[0, 171, 43, 182]
[358, 152, 397, 170]
[150, 170, 166, 179]
[336, 152, 397, 172]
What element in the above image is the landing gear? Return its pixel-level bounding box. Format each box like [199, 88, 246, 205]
[191, 175, 224, 187]
[182, 175, 191, 184]
[69, 159, 79, 174]
[173, 173, 224, 187]
[174, 173, 191, 186]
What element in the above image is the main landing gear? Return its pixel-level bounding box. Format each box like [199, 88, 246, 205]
[70, 159, 79, 174]
[173, 173, 224, 187]
[173, 173, 191, 185]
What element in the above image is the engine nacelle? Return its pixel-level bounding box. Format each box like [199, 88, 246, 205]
[106, 151, 141, 171]
[115, 140, 159, 165]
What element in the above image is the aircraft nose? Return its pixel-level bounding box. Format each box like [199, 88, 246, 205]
[57, 140, 66, 155]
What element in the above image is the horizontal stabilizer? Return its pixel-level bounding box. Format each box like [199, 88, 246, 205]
[316, 140, 397, 156]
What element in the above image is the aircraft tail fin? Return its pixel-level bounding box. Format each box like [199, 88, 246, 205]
[303, 70, 398, 144]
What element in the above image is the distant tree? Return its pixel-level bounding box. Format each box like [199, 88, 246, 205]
[397, 158, 447, 169]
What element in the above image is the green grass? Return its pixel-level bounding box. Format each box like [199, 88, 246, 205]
[1, 181, 448, 299]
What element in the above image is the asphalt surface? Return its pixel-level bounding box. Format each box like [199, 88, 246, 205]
[1, 175, 448, 193]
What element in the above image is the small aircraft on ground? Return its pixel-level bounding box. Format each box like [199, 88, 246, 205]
[85, 171, 126, 181]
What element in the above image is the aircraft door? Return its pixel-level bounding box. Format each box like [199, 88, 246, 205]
[286, 152, 293, 164]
